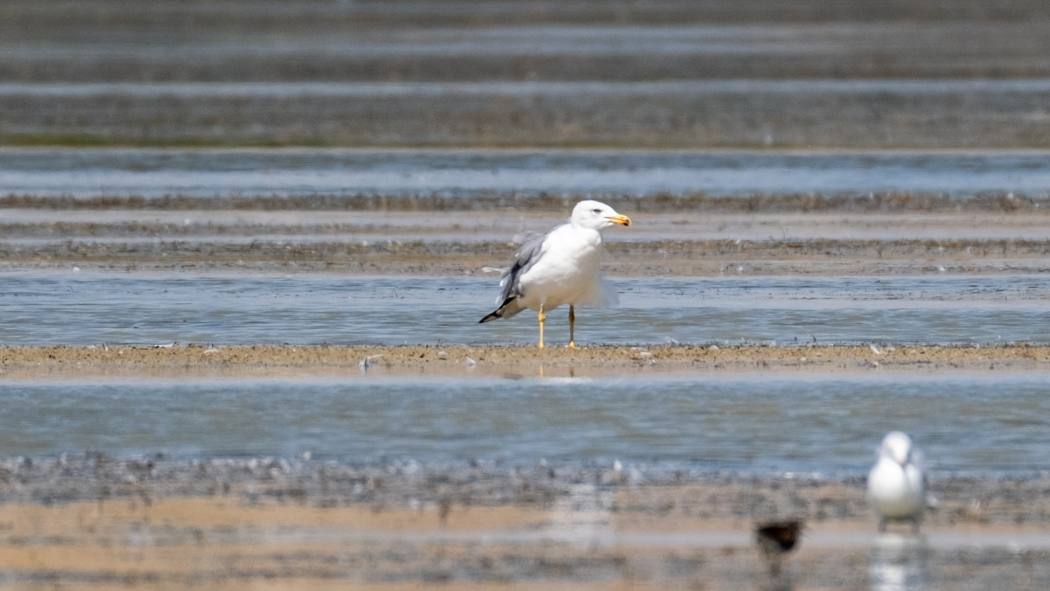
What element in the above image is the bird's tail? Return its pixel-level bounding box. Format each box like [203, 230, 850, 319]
[479, 296, 526, 323]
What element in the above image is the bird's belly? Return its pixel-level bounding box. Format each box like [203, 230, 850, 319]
[517, 247, 602, 310]
[868, 465, 924, 518]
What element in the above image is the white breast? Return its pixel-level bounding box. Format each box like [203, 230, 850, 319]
[867, 458, 925, 519]
[516, 224, 605, 311]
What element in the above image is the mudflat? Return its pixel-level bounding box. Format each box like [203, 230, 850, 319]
[4, 209, 1050, 276]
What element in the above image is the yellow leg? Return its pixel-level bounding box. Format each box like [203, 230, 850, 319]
[568, 305, 576, 348]
[537, 304, 545, 349]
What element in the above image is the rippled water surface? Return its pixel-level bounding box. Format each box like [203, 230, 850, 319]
[4, 145, 1050, 478]
[4, 148, 1050, 198]
[1, 373, 1048, 475]
[1, 272, 1048, 346]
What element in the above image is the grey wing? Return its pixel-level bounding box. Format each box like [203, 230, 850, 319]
[478, 230, 547, 323]
[497, 230, 546, 303]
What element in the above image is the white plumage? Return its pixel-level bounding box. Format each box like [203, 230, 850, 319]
[867, 431, 926, 532]
[479, 200, 631, 348]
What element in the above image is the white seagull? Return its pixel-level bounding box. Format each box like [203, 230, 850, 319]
[479, 200, 631, 348]
[867, 431, 926, 533]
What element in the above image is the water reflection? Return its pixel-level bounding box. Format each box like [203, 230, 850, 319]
[870, 533, 926, 591]
[547, 483, 614, 546]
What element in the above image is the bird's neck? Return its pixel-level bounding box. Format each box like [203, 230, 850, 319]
[569, 224, 604, 240]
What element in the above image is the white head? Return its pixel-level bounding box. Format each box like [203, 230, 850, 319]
[569, 200, 632, 231]
[878, 431, 914, 467]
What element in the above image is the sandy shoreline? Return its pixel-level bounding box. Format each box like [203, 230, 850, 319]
[1, 454, 1049, 590]
[2, 343, 1049, 380]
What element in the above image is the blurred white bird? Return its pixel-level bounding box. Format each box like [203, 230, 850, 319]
[867, 431, 926, 533]
[479, 200, 631, 348]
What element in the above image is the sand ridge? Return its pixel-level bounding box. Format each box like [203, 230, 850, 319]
[1, 343, 1048, 379]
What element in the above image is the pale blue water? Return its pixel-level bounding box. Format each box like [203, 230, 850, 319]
[0, 24, 884, 59]
[0, 272, 1045, 346]
[2, 270, 1048, 476]
[1, 272, 1047, 346]
[4, 146, 1050, 477]
[2, 148, 1050, 198]
[1, 374, 1048, 476]
[7, 80, 1050, 97]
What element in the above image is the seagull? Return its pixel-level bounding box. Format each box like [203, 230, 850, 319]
[867, 431, 926, 533]
[479, 200, 631, 348]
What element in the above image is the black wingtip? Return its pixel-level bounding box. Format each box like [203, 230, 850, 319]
[479, 296, 516, 323]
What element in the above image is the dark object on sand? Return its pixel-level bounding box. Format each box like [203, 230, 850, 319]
[756, 520, 802, 579]
[756, 520, 801, 554]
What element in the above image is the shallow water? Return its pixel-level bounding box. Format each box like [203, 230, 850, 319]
[0, 24, 981, 61]
[1, 271, 1048, 346]
[1, 373, 1048, 475]
[11, 80, 1050, 97]
[3, 148, 1050, 198]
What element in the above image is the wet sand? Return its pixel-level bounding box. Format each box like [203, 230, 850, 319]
[2, 455, 1050, 590]
[7, 80, 1050, 149]
[3, 208, 1050, 276]
[6, 241, 1050, 277]
[2, 343, 1048, 380]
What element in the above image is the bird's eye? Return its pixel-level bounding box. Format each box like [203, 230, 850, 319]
[592, 208, 602, 214]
